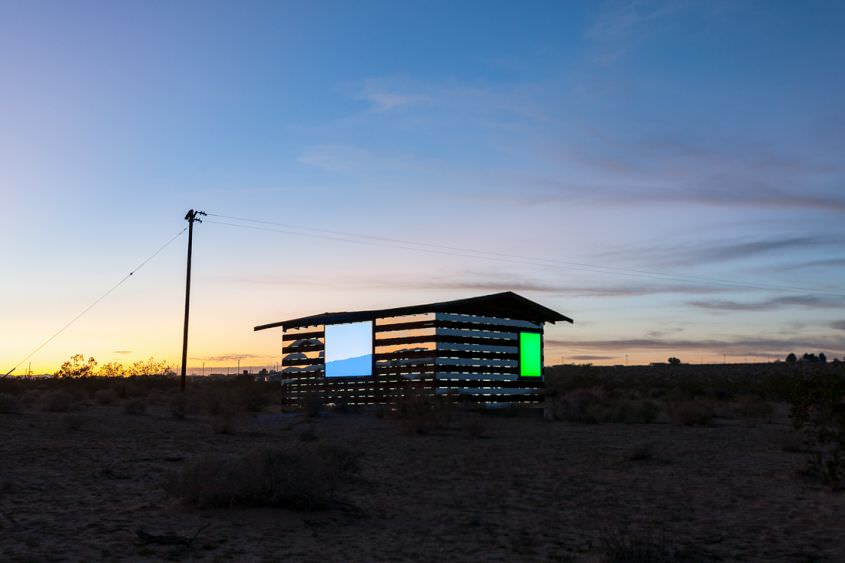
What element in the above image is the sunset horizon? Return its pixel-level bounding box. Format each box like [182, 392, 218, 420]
[4, 1, 844, 374]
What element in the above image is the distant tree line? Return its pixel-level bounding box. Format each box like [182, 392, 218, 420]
[54, 354, 174, 377]
[785, 352, 832, 364]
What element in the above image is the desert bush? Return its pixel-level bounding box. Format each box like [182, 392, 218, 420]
[211, 414, 235, 434]
[239, 383, 270, 413]
[734, 396, 774, 421]
[601, 526, 684, 562]
[301, 392, 322, 417]
[779, 431, 810, 453]
[203, 387, 242, 417]
[170, 393, 187, 419]
[787, 369, 845, 485]
[123, 398, 147, 415]
[298, 425, 318, 442]
[164, 443, 361, 510]
[41, 390, 78, 412]
[395, 391, 452, 435]
[556, 389, 604, 423]
[61, 413, 88, 431]
[93, 388, 119, 405]
[331, 398, 361, 414]
[0, 393, 21, 413]
[626, 443, 655, 462]
[671, 401, 714, 426]
[637, 400, 660, 423]
[462, 416, 487, 438]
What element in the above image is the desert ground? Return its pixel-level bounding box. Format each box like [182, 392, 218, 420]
[0, 369, 844, 562]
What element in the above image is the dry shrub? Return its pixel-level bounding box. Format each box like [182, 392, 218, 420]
[555, 389, 604, 423]
[204, 387, 243, 417]
[395, 392, 452, 435]
[298, 425, 318, 442]
[301, 392, 322, 417]
[93, 388, 119, 405]
[602, 526, 685, 562]
[61, 413, 88, 431]
[164, 443, 361, 510]
[734, 396, 774, 421]
[780, 431, 810, 453]
[123, 398, 147, 415]
[671, 401, 714, 426]
[331, 398, 360, 414]
[239, 383, 271, 413]
[42, 390, 78, 412]
[19, 389, 42, 409]
[787, 369, 845, 485]
[0, 393, 21, 414]
[212, 414, 235, 434]
[551, 390, 660, 424]
[626, 443, 655, 462]
[462, 416, 487, 438]
[170, 393, 188, 419]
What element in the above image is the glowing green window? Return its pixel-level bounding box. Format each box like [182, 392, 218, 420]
[519, 332, 542, 377]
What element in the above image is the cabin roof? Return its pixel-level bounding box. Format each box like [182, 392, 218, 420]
[254, 291, 573, 331]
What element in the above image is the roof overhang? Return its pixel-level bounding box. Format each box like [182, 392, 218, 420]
[254, 291, 573, 331]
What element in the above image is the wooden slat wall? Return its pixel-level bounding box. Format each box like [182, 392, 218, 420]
[279, 312, 544, 406]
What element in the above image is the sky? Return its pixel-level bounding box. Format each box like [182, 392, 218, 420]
[2, 0, 845, 373]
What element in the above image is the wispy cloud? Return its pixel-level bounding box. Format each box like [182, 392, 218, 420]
[586, 0, 686, 63]
[359, 90, 429, 112]
[773, 257, 845, 271]
[548, 335, 845, 357]
[384, 277, 729, 298]
[832, 321, 845, 332]
[604, 236, 836, 269]
[688, 294, 845, 311]
[228, 271, 734, 298]
[192, 353, 270, 362]
[112, 350, 132, 355]
[568, 354, 619, 361]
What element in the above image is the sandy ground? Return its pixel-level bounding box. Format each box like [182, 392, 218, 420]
[1, 403, 844, 562]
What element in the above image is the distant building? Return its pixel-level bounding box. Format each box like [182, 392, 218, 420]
[254, 291, 572, 406]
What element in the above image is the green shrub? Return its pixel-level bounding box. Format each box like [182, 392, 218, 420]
[164, 444, 361, 510]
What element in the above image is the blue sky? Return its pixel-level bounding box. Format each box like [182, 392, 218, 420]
[2, 0, 844, 371]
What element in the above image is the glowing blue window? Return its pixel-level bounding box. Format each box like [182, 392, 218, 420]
[324, 321, 373, 377]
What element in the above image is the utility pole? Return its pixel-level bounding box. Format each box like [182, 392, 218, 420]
[180, 209, 205, 392]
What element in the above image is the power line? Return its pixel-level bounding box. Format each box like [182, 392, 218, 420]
[204, 215, 845, 298]
[4, 227, 187, 377]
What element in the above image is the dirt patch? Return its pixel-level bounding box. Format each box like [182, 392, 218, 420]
[0, 393, 843, 561]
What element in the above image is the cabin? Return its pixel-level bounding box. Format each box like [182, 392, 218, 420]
[254, 291, 572, 406]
